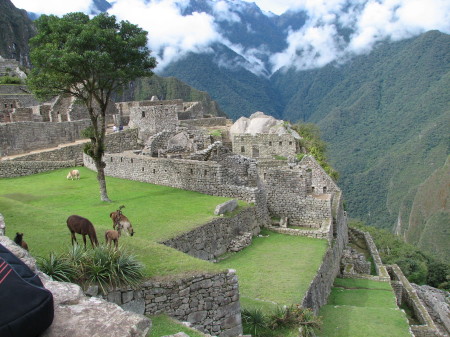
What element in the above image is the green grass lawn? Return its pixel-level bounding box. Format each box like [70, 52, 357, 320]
[148, 315, 209, 337]
[218, 229, 328, 309]
[0, 167, 242, 278]
[318, 278, 411, 337]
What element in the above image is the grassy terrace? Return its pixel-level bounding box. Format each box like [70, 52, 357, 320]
[218, 229, 328, 310]
[0, 167, 238, 278]
[318, 278, 411, 337]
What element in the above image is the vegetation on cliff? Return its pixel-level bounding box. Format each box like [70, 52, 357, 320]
[350, 221, 450, 290]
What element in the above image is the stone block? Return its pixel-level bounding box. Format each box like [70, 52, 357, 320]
[214, 199, 238, 215]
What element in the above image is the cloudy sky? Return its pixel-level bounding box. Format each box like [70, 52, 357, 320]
[11, 0, 450, 74]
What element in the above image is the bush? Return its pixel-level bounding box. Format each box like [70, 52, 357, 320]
[242, 305, 321, 337]
[37, 245, 144, 293]
[0, 76, 23, 84]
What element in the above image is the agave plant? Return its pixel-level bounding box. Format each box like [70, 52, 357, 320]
[242, 308, 267, 337]
[37, 252, 77, 282]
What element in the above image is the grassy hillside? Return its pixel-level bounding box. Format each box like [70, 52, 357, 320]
[403, 157, 450, 262]
[273, 31, 449, 235]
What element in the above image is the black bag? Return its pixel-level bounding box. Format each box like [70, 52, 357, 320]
[0, 243, 54, 337]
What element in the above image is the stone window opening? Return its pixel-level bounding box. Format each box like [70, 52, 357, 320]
[142, 111, 145, 118]
[312, 186, 315, 193]
[204, 169, 208, 176]
[323, 186, 327, 193]
[142, 167, 144, 172]
[10, 104, 13, 108]
[279, 141, 282, 146]
[120, 157, 123, 162]
[131, 158, 133, 163]
[289, 141, 292, 145]
[110, 157, 113, 162]
[4, 104, 6, 108]
[190, 168, 193, 174]
[269, 141, 272, 146]
[241, 146, 245, 153]
[153, 169, 156, 174]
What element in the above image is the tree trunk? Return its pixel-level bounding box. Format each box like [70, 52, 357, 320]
[95, 158, 111, 202]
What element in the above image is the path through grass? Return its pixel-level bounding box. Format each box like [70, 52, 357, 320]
[0, 167, 240, 277]
[318, 278, 411, 337]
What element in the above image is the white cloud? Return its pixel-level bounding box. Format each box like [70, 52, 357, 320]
[108, 0, 221, 69]
[11, 0, 450, 74]
[11, 0, 93, 15]
[271, 0, 450, 72]
[213, 1, 241, 23]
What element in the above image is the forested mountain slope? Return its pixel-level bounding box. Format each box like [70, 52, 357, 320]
[272, 31, 449, 260]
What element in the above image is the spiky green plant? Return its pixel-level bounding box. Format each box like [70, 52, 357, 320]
[37, 252, 77, 282]
[242, 308, 267, 336]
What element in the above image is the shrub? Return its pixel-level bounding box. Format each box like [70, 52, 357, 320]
[0, 76, 23, 84]
[242, 308, 267, 336]
[37, 253, 77, 282]
[37, 245, 144, 293]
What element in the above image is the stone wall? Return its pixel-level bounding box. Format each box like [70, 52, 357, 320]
[387, 264, 444, 337]
[84, 152, 260, 203]
[0, 120, 91, 156]
[12, 129, 137, 162]
[264, 166, 331, 227]
[299, 155, 339, 194]
[180, 117, 228, 127]
[232, 133, 298, 159]
[301, 192, 349, 314]
[127, 100, 182, 141]
[0, 160, 76, 178]
[161, 207, 262, 261]
[349, 227, 390, 281]
[104, 270, 242, 337]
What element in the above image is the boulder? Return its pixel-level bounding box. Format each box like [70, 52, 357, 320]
[214, 200, 238, 215]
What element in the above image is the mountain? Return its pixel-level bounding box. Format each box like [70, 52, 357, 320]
[0, 0, 36, 67]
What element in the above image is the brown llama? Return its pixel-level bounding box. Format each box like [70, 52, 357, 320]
[14, 232, 28, 251]
[105, 230, 121, 250]
[66, 215, 99, 248]
[109, 205, 135, 236]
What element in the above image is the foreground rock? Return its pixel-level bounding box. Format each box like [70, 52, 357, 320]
[412, 284, 450, 336]
[0, 234, 151, 337]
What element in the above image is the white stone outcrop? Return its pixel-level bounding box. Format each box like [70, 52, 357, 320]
[230, 111, 300, 138]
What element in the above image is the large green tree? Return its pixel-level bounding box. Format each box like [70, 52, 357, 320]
[28, 12, 157, 201]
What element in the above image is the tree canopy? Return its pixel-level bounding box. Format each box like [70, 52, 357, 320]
[28, 12, 157, 201]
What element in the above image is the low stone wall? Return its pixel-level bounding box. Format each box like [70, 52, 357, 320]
[0, 120, 91, 156]
[265, 216, 332, 240]
[161, 207, 262, 261]
[84, 152, 259, 203]
[349, 227, 390, 281]
[106, 270, 242, 337]
[180, 117, 227, 127]
[0, 160, 76, 178]
[301, 192, 348, 313]
[10, 128, 139, 161]
[387, 264, 443, 337]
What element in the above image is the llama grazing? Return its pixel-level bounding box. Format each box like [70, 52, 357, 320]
[14, 232, 28, 251]
[105, 230, 121, 249]
[66, 215, 99, 248]
[66, 170, 80, 180]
